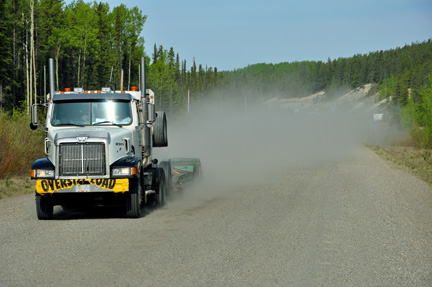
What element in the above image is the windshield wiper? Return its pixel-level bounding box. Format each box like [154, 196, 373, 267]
[57, 123, 85, 127]
[93, 120, 122, 127]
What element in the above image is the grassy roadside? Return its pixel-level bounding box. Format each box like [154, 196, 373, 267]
[369, 145, 432, 186]
[0, 175, 34, 199]
[0, 110, 44, 199]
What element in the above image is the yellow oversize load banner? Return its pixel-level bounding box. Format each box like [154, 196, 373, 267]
[35, 178, 129, 194]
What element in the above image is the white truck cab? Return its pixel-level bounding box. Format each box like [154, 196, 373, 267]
[30, 58, 169, 219]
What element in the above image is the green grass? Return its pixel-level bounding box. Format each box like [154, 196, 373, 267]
[0, 175, 34, 199]
[0, 109, 44, 198]
[0, 110, 45, 178]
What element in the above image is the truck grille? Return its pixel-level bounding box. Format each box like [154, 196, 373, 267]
[59, 143, 106, 176]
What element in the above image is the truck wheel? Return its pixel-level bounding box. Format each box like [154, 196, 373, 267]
[36, 194, 53, 220]
[157, 168, 166, 206]
[125, 178, 141, 218]
[153, 111, 168, 147]
[159, 161, 172, 196]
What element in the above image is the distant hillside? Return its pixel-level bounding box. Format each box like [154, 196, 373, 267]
[263, 84, 377, 111]
[222, 40, 432, 102]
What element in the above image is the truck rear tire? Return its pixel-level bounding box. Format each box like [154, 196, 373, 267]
[157, 168, 166, 206]
[36, 194, 53, 220]
[159, 161, 172, 196]
[125, 178, 141, 218]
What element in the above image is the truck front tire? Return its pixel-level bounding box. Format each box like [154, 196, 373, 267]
[36, 194, 53, 220]
[125, 178, 141, 218]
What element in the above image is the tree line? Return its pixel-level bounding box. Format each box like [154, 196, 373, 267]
[147, 44, 222, 117]
[0, 0, 147, 111]
[0, 0, 222, 115]
[224, 40, 432, 101]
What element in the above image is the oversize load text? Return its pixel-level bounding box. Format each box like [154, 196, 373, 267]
[36, 179, 127, 193]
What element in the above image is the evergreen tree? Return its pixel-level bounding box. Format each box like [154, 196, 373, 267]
[152, 44, 158, 63]
[113, 5, 123, 89]
[94, 2, 112, 88]
[37, 0, 64, 65]
[0, 0, 12, 110]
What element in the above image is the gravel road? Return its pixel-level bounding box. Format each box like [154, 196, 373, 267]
[1, 146, 431, 287]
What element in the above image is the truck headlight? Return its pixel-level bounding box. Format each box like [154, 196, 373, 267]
[31, 169, 55, 179]
[112, 167, 136, 177]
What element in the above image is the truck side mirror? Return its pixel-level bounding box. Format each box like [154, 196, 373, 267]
[30, 104, 38, 130]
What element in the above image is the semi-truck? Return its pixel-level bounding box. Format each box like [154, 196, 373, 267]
[30, 57, 171, 219]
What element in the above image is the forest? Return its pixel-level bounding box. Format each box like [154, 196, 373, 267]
[0, 0, 222, 116]
[1, 0, 432, 146]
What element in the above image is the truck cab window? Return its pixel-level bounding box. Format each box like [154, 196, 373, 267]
[51, 101, 131, 126]
[92, 101, 131, 125]
[52, 102, 90, 126]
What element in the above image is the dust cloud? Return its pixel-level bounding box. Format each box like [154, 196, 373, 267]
[154, 90, 396, 194]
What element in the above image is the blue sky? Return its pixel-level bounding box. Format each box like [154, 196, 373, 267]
[65, 0, 432, 71]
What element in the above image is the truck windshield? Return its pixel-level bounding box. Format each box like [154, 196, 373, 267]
[51, 101, 132, 126]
